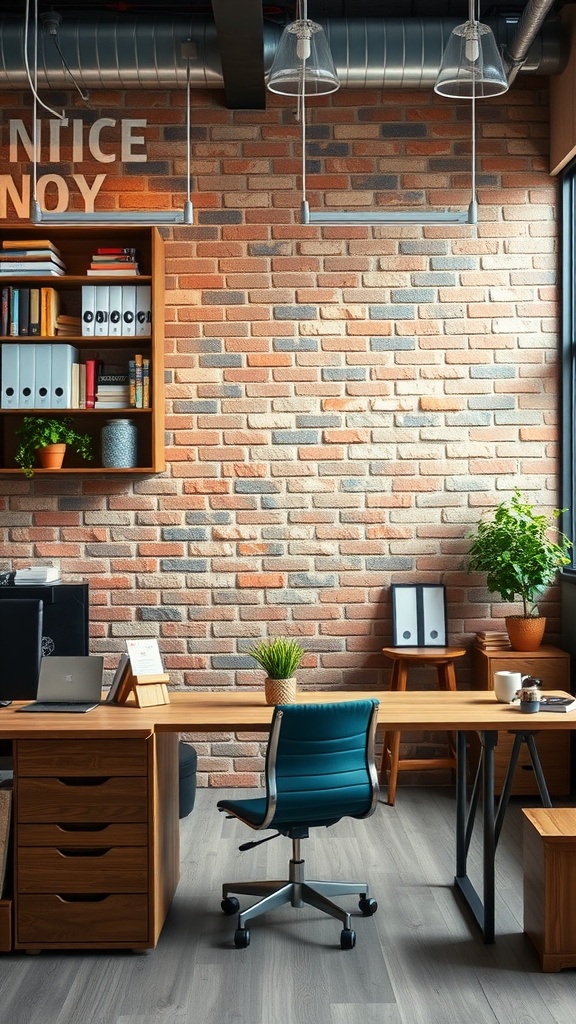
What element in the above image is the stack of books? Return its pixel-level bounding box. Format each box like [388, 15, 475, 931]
[475, 631, 512, 650]
[55, 313, 82, 337]
[0, 239, 66, 276]
[87, 247, 140, 277]
[95, 367, 131, 409]
[14, 565, 61, 585]
[129, 354, 150, 408]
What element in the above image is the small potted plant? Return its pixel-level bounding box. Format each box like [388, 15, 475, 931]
[467, 489, 572, 650]
[247, 637, 306, 705]
[15, 416, 93, 478]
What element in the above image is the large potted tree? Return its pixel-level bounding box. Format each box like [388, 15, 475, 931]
[467, 490, 572, 651]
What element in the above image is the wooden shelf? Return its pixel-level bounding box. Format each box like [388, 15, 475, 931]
[0, 226, 165, 475]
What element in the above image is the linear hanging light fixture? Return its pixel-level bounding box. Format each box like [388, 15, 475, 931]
[27, 1, 193, 226]
[270, 0, 506, 226]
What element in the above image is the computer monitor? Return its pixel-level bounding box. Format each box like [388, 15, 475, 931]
[0, 598, 43, 703]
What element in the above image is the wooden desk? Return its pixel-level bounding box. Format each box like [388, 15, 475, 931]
[1, 689, 575, 950]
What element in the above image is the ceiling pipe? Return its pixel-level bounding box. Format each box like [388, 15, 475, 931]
[0, 15, 565, 95]
[502, 0, 561, 86]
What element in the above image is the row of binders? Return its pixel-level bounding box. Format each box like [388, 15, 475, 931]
[82, 285, 151, 337]
[0, 344, 150, 410]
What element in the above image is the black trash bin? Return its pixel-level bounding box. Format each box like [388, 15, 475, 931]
[178, 741, 198, 818]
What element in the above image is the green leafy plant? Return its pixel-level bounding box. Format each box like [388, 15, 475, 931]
[247, 637, 305, 679]
[467, 489, 572, 618]
[15, 416, 93, 478]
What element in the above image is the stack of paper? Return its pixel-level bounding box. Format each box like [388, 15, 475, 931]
[14, 566, 61, 585]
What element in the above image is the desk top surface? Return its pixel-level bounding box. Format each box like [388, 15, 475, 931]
[1, 688, 576, 739]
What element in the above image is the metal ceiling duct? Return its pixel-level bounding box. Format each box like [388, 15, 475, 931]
[0, 15, 565, 94]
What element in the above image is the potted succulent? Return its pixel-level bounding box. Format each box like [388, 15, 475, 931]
[15, 416, 93, 478]
[467, 489, 572, 651]
[247, 637, 306, 705]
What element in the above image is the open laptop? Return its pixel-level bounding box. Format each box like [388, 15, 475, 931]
[18, 656, 104, 713]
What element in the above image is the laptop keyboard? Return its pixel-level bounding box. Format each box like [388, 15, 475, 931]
[19, 701, 99, 713]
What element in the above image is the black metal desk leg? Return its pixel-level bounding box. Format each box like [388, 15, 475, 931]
[456, 730, 467, 877]
[482, 730, 498, 944]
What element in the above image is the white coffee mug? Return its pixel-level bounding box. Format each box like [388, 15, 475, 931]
[493, 670, 522, 703]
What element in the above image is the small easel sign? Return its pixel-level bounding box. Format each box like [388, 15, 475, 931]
[108, 640, 170, 708]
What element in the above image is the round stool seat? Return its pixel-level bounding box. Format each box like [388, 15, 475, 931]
[380, 645, 466, 805]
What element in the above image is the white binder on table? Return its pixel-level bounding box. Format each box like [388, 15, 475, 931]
[51, 344, 79, 408]
[35, 343, 52, 408]
[1, 343, 19, 408]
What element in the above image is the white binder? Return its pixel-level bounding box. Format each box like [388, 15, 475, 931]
[51, 344, 79, 408]
[19, 343, 36, 409]
[1, 343, 19, 408]
[94, 285, 109, 337]
[108, 285, 123, 336]
[81, 285, 96, 337]
[35, 343, 52, 408]
[135, 285, 152, 337]
[122, 284, 136, 336]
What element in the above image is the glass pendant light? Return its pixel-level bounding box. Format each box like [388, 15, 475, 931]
[267, 1, 339, 96]
[434, 1, 509, 98]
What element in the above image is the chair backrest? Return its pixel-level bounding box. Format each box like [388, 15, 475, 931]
[261, 699, 379, 830]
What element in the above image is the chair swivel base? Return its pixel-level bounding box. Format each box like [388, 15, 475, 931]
[221, 843, 377, 949]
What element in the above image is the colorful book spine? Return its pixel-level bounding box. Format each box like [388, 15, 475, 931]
[142, 357, 150, 409]
[134, 353, 143, 408]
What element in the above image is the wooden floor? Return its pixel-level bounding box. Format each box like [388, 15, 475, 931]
[1, 786, 576, 1024]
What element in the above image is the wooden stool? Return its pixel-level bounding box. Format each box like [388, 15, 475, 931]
[379, 646, 466, 805]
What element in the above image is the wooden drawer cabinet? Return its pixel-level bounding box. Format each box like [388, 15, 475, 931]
[13, 733, 179, 952]
[471, 645, 571, 796]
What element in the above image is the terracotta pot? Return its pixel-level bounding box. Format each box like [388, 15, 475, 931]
[265, 676, 297, 706]
[37, 443, 66, 471]
[505, 615, 546, 652]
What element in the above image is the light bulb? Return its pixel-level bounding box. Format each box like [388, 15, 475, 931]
[297, 26, 312, 61]
[465, 23, 480, 63]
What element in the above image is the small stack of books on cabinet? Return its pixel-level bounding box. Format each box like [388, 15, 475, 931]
[475, 631, 512, 650]
[55, 313, 82, 337]
[87, 247, 140, 276]
[95, 367, 131, 409]
[0, 239, 66, 276]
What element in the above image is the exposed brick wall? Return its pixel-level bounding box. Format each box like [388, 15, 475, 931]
[0, 78, 560, 786]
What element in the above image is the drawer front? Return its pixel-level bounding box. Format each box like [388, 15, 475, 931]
[16, 740, 148, 777]
[16, 894, 149, 946]
[18, 846, 148, 893]
[17, 777, 148, 823]
[18, 823, 148, 847]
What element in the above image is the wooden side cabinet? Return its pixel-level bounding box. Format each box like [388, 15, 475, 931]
[523, 808, 576, 971]
[471, 644, 571, 797]
[13, 733, 179, 951]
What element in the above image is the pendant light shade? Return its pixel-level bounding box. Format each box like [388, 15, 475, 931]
[434, 20, 509, 98]
[267, 19, 340, 96]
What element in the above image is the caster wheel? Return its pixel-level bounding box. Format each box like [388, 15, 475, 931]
[359, 896, 378, 916]
[340, 928, 356, 950]
[221, 896, 240, 916]
[234, 927, 250, 949]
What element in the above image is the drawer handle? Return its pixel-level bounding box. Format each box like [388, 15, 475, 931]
[55, 823, 111, 833]
[55, 894, 112, 904]
[57, 848, 112, 858]
[56, 777, 111, 787]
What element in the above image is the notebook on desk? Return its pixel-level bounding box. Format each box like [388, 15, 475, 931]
[17, 656, 104, 713]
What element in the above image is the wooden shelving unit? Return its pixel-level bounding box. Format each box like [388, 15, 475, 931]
[0, 226, 165, 475]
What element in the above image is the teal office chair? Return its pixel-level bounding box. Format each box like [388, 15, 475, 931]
[217, 698, 380, 950]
